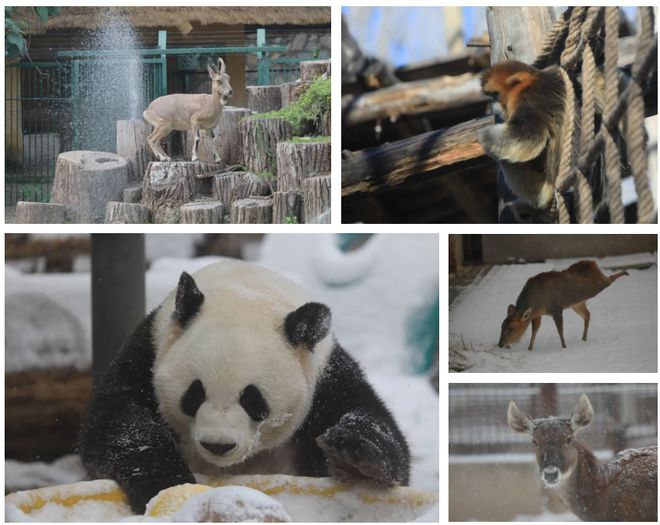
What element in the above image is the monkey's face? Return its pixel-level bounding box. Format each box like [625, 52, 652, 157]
[481, 61, 539, 121]
[498, 305, 532, 348]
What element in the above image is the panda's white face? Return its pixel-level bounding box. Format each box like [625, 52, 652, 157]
[152, 261, 333, 471]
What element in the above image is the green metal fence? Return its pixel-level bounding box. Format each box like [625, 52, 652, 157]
[5, 28, 324, 205]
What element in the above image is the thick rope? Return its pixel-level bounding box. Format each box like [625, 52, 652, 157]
[533, 8, 573, 69]
[575, 44, 595, 223]
[554, 67, 577, 224]
[603, 7, 624, 223]
[559, 7, 588, 69]
[627, 6, 655, 223]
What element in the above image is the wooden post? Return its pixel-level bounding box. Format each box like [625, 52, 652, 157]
[15, 202, 67, 224]
[247, 85, 283, 113]
[277, 140, 331, 192]
[91, 234, 145, 388]
[230, 196, 273, 224]
[240, 118, 293, 176]
[273, 191, 302, 223]
[141, 161, 218, 223]
[104, 202, 151, 224]
[303, 175, 331, 223]
[180, 201, 224, 224]
[116, 119, 154, 182]
[300, 59, 331, 81]
[485, 7, 557, 222]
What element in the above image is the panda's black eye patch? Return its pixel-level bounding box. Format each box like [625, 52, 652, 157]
[181, 379, 205, 417]
[240, 384, 269, 422]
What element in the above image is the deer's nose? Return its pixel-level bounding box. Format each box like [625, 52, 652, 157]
[201, 441, 236, 456]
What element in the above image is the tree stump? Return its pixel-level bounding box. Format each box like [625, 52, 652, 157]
[116, 119, 154, 182]
[240, 118, 293, 176]
[276, 140, 331, 192]
[213, 172, 271, 210]
[273, 191, 302, 223]
[247, 85, 282, 113]
[104, 202, 150, 224]
[51, 151, 128, 224]
[141, 161, 218, 223]
[123, 185, 142, 203]
[180, 201, 224, 224]
[300, 59, 331, 82]
[280, 80, 306, 107]
[15, 202, 66, 224]
[303, 175, 331, 223]
[183, 106, 252, 165]
[231, 196, 273, 224]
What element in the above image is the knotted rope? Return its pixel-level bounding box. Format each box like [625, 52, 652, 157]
[531, 6, 656, 223]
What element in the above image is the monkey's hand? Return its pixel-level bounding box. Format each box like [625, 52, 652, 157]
[479, 123, 548, 163]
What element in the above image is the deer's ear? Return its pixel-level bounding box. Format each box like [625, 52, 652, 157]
[507, 401, 534, 434]
[207, 64, 217, 78]
[570, 394, 594, 431]
[507, 304, 516, 317]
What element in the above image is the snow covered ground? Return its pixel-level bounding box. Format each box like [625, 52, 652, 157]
[449, 253, 657, 373]
[5, 234, 439, 521]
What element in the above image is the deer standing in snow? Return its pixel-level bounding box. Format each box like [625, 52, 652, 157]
[498, 260, 628, 351]
[508, 394, 657, 521]
[143, 58, 232, 162]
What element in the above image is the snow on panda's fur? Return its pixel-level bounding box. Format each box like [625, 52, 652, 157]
[80, 261, 410, 513]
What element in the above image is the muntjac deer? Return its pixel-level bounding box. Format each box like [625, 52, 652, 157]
[508, 394, 657, 521]
[498, 260, 628, 351]
[143, 58, 232, 162]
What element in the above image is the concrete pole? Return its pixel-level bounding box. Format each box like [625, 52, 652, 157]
[91, 234, 146, 387]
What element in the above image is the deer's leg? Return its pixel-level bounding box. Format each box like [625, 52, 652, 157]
[551, 307, 567, 349]
[191, 124, 201, 162]
[148, 126, 172, 162]
[527, 316, 541, 351]
[210, 128, 222, 163]
[571, 302, 591, 341]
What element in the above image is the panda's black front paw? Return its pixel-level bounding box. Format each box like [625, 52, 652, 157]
[316, 413, 401, 486]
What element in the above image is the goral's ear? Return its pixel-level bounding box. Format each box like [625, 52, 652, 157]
[284, 302, 331, 350]
[174, 272, 204, 328]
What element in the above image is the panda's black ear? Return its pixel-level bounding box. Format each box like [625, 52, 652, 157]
[174, 272, 204, 328]
[284, 302, 331, 350]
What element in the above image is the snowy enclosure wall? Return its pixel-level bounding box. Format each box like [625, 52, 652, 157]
[449, 383, 657, 455]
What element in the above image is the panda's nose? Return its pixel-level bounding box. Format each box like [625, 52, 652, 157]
[201, 441, 236, 456]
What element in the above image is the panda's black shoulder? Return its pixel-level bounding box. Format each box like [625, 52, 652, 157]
[297, 343, 397, 436]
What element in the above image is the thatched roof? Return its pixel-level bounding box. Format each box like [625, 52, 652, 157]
[16, 7, 331, 35]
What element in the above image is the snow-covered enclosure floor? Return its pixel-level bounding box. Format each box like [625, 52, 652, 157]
[450, 254, 657, 372]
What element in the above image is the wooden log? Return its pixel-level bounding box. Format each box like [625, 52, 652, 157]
[116, 119, 154, 182]
[141, 161, 218, 223]
[300, 59, 331, 82]
[180, 201, 224, 224]
[104, 202, 150, 224]
[14, 202, 66, 224]
[240, 118, 293, 176]
[122, 185, 142, 203]
[303, 175, 331, 223]
[182, 106, 252, 165]
[247, 85, 282, 113]
[6, 370, 92, 461]
[51, 151, 128, 223]
[342, 116, 494, 197]
[280, 80, 306, 107]
[277, 140, 331, 192]
[273, 191, 302, 223]
[212, 171, 270, 209]
[342, 73, 487, 126]
[230, 196, 273, 224]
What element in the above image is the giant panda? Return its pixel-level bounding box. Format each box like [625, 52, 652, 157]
[80, 260, 410, 513]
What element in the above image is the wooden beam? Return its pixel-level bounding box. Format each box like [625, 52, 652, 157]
[342, 73, 488, 126]
[342, 116, 494, 197]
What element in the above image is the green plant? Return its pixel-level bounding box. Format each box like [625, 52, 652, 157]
[5, 7, 60, 62]
[286, 135, 331, 144]
[255, 171, 274, 180]
[285, 216, 299, 224]
[249, 76, 331, 135]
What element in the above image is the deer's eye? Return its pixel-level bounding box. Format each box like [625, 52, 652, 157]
[565, 436, 572, 444]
